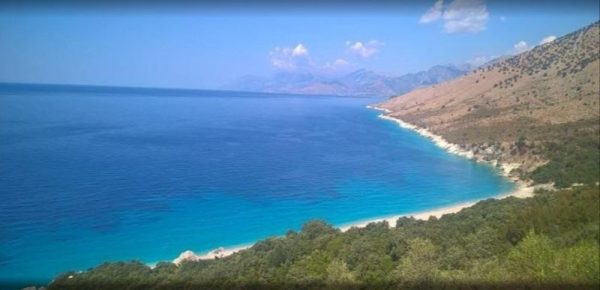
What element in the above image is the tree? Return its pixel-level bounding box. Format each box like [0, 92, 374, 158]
[301, 220, 337, 240]
[394, 238, 439, 284]
[507, 230, 556, 282]
[554, 240, 600, 283]
[515, 135, 527, 154]
[326, 260, 355, 284]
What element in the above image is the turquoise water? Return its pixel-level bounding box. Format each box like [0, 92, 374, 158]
[0, 84, 514, 284]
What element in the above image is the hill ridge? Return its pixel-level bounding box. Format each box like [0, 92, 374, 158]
[379, 21, 599, 186]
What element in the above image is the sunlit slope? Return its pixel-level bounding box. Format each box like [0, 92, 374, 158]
[380, 22, 599, 184]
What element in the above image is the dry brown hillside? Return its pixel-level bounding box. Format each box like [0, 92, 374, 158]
[379, 22, 599, 184]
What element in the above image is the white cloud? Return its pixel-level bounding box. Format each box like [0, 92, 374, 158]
[291, 44, 309, 56]
[469, 38, 541, 65]
[269, 43, 311, 71]
[331, 58, 349, 67]
[322, 58, 352, 73]
[419, 0, 444, 24]
[419, 0, 489, 33]
[513, 40, 531, 54]
[539, 35, 557, 45]
[442, 0, 489, 33]
[346, 40, 383, 58]
[269, 41, 379, 74]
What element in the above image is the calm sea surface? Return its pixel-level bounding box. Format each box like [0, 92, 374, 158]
[0, 84, 513, 283]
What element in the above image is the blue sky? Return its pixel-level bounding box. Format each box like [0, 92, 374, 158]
[0, 0, 598, 89]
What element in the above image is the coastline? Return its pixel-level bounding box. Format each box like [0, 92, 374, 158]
[366, 105, 524, 179]
[171, 105, 535, 264]
[337, 181, 533, 232]
[340, 105, 534, 229]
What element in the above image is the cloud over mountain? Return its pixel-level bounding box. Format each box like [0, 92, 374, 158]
[346, 40, 383, 58]
[270, 44, 311, 71]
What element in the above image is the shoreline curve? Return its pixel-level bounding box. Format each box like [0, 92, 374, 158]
[168, 105, 535, 264]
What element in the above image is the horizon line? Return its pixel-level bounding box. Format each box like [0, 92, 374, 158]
[0, 81, 375, 99]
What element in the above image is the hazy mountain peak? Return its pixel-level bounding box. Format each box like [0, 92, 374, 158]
[226, 64, 470, 97]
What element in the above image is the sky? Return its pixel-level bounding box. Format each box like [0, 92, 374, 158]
[0, 0, 598, 89]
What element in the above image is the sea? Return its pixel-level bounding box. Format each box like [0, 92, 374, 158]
[0, 84, 514, 285]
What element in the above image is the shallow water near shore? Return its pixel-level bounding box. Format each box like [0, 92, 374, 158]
[0, 84, 514, 283]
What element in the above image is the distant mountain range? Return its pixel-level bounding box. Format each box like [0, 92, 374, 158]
[225, 64, 472, 97]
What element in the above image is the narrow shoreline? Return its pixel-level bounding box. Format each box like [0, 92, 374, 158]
[337, 181, 533, 232]
[366, 105, 525, 180]
[342, 105, 534, 230]
[168, 105, 535, 264]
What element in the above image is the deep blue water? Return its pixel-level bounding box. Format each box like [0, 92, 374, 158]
[0, 84, 514, 284]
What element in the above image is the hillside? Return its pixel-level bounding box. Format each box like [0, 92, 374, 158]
[379, 22, 600, 187]
[226, 64, 470, 97]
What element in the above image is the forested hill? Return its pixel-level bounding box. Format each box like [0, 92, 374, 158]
[44, 22, 600, 290]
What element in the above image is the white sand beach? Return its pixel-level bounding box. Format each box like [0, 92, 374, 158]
[338, 181, 534, 232]
[333, 106, 535, 231]
[172, 106, 536, 263]
[176, 178, 533, 263]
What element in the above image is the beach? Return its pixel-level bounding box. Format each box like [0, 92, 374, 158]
[338, 106, 535, 231]
[337, 181, 534, 232]
[173, 105, 535, 263]
[178, 181, 533, 263]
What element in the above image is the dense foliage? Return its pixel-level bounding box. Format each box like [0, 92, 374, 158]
[529, 132, 600, 188]
[49, 185, 599, 289]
